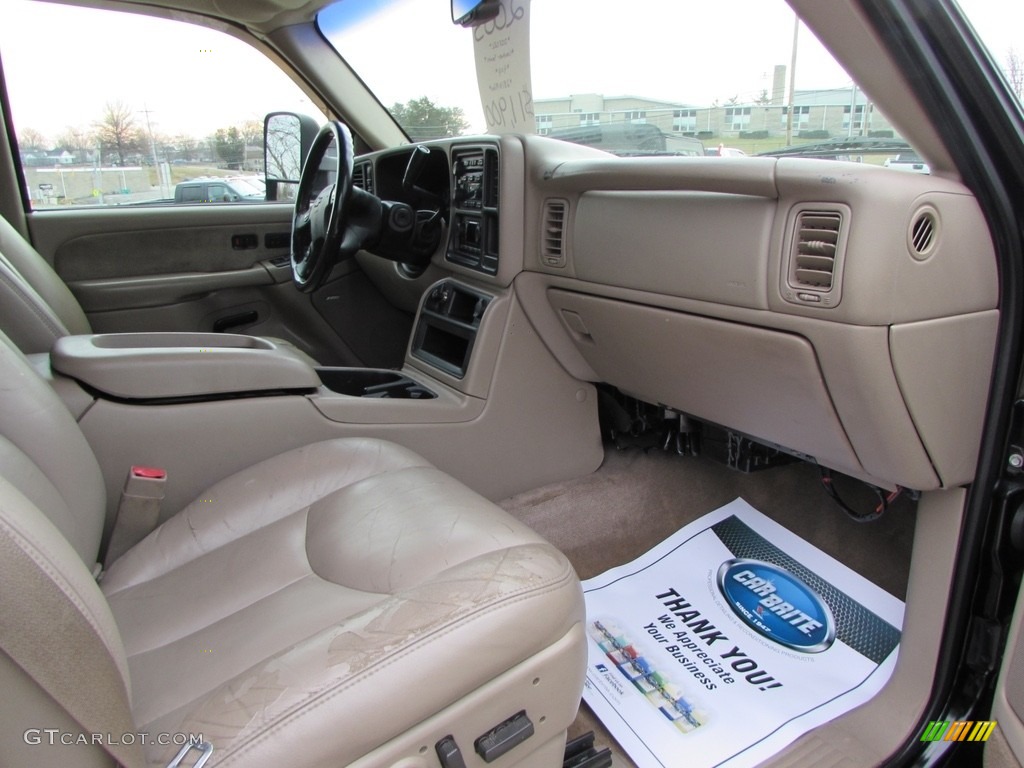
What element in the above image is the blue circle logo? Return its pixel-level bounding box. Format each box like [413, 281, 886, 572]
[716, 559, 835, 653]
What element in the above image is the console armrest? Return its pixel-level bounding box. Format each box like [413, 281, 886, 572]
[51, 332, 320, 400]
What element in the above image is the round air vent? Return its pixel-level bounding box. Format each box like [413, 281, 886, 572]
[908, 206, 939, 261]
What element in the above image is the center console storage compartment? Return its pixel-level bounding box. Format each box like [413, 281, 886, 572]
[316, 368, 436, 399]
[411, 280, 493, 378]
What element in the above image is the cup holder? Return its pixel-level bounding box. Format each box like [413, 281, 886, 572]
[316, 368, 436, 399]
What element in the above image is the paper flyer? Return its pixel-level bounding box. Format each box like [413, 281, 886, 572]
[582, 498, 904, 768]
[472, 0, 534, 134]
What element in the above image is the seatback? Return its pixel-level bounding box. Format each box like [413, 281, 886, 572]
[0, 330, 106, 561]
[0, 329, 138, 767]
[0, 215, 92, 353]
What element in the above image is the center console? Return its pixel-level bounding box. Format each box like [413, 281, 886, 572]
[410, 280, 493, 379]
[48, 332, 440, 403]
[447, 144, 500, 275]
[316, 368, 435, 399]
[45, 271, 599, 522]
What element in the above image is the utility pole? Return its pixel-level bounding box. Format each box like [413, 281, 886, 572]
[786, 15, 799, 147]
[848, 84, 858, 137]
[139, 105, 166, 197]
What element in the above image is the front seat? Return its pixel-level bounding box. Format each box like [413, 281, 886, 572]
[0, 330, 587, 768]
[0, 214, 319, 365]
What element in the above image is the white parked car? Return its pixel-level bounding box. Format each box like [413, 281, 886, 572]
[884, 152, 932, 173]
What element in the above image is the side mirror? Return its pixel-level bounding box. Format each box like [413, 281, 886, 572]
[264, 112, 320, 201]
[452, 0, 500, 27]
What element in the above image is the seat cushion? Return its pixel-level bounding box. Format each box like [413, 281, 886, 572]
[102, 437, 584, 767]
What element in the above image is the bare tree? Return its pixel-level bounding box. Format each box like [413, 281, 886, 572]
[239, 119, 264, 150]
[172, 134, 199, 162]
[18, 128, 48, 151]
[56, 126, 94, 161]
[265, 117, 303, 181]
[94, 101, 140, 165]
[1008, 47, 1024, 101]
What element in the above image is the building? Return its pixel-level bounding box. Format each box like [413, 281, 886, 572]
[533, 86, 899, 143]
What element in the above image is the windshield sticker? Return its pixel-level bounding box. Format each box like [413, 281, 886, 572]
[582, 498, 904, 768]
[472, 0, 534, 135]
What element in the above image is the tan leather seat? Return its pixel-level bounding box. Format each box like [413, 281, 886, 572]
[0, 330, 586, 767]
[0, 214, 319, 366]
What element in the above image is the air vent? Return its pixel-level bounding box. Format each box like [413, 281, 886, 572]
[352, 161, 374, 195]
[484, 149, 500, 207]
[792, 211, 842, 289]
[542, 199, 568, 268]
[782, 207, 847, 309]
[908, 207, 938, 260]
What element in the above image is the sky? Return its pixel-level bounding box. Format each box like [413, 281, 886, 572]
[0, 0, 1020, 143]
[0, 1, 325, 141]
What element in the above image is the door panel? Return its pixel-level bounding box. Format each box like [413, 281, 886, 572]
[24, 205, 404, 367]
[71, 267, 276, 314]
[26, 204, 293, 273]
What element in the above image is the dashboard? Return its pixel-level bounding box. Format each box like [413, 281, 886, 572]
[352, 141, 502, 277]
[352, 135, 998, 496]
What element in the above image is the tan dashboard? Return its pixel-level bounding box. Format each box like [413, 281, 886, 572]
[352, 134, 997, 492]
[513, 138, 998, 491]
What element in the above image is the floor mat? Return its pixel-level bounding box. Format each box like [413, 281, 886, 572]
[581, 498, 904, 768]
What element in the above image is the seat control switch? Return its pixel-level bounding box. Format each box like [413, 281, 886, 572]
[435, 736, 467, 768]
[474, 711, 534, 763]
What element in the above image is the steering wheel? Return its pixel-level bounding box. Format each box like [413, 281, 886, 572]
[291, 121, 354, 293]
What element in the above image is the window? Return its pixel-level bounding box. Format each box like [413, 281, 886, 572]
[673, 109, 697, 133]
[781, 105, 811, 127]
[725, 107, 752, 131]
[956, 2, 1023, 109]
[319, 0, 921, 162]
[177, 185, 204, 203]
[207, 184, 230, 202]
[0, 0, 324, 209]
[843, 104, 874, 134]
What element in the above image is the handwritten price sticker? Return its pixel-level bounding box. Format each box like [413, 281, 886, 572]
[473, 0, 534, 134]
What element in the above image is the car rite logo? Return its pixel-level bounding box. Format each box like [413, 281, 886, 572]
[716, 559, 835, 653]
[920, 721, 997, 743]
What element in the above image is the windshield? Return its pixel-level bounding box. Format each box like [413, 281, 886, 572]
[318, 0, 928, 164]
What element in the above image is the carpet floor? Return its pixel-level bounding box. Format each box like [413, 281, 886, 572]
[499, 444, 917, 767]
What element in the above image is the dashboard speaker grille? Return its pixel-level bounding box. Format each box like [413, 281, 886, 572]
[542, 199, 568, 268]
[792, 211, 842, 290]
